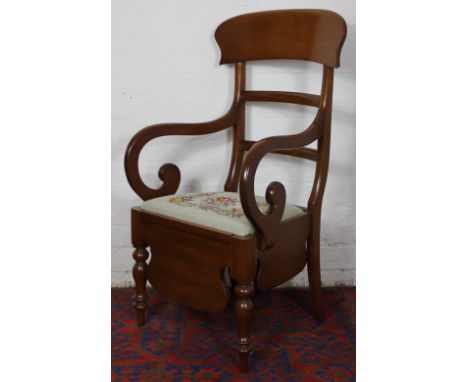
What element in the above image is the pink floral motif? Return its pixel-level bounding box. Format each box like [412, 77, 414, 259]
[168, 192, 269, 218]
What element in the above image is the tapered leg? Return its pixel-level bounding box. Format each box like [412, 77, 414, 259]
[234, 281, 254, 373]
[132, 247, 149, 327]
[307, 225, 325, 321]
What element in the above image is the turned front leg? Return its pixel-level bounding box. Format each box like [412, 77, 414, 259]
[234, 281, 254, 373]
[132, 247, 149, 327]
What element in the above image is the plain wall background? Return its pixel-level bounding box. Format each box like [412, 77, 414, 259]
[112, 0, 355, 287]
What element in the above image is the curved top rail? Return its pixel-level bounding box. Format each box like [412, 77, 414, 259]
[215, 9, 347, 67]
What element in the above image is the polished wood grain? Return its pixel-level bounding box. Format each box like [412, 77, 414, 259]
[256, 213, 310, 291]
[132, 247, 149, 327]
[145, 222, 231, 313]
[241, 90, 320, 107]
[239, 66, 334, 250]
[125, 113, 236, 201]
[224, 62, 246, 192]
[234, 281, 254, 372]
[215, 9, 347, 67]
[241, 140, 319, 161]
[124, 9, 347, 372]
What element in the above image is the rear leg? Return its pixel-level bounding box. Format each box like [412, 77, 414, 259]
[307, 226, 325, 321]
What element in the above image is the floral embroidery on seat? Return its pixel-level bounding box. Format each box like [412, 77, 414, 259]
[168, 192, 269, 218]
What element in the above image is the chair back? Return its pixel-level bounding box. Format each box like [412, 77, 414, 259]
[219, 10, 347, 203]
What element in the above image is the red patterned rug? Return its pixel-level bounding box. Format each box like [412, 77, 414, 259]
[112, 287, 355, 381]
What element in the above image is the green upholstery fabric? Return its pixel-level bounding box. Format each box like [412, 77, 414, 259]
[141, 192, 305, 237]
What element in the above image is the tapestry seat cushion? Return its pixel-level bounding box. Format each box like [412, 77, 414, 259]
[141, 192, 305, 237]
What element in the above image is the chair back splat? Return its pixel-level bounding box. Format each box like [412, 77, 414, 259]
[124, 9, 347, 373]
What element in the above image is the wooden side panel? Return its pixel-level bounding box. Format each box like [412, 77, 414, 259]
[215, 10, 347, 67]
[143, 223, 231, 313]
[256, 214, 310, 291]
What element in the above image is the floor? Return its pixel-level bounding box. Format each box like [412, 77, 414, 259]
[112, 287, 355, 382]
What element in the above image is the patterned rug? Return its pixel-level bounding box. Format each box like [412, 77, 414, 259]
[112, 287, 355, 382]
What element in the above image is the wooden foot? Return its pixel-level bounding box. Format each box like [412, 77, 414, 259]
[234, 281, 254, 373]
[132, 247, 149, 327]
[308, 265, 325, 321]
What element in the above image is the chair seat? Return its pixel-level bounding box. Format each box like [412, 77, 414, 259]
[141, 191, 305, 237]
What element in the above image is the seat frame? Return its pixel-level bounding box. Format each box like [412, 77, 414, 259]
[124, 9, 347, 373]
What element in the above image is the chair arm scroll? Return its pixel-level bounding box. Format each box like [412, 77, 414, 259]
[239, 110, 326, 249]
[125, 110, 237, 201]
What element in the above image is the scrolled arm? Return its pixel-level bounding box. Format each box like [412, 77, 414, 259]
[239, 109, 326, 250]
[239, 66, 335, 249]
[125, 109, 237, 201]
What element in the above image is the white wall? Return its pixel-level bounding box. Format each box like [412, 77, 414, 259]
[112, 0, 355, 287]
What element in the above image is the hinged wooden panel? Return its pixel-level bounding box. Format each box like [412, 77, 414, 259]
[143, 223, 231, 313]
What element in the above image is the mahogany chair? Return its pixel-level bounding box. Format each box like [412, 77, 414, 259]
[124, 9, 347, 372]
